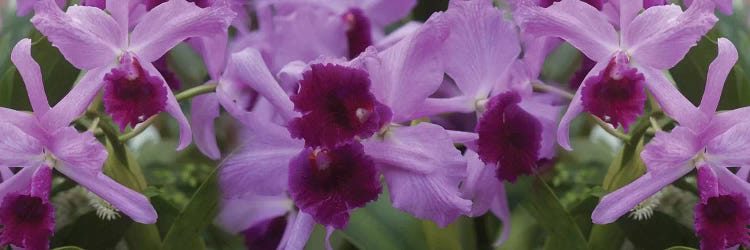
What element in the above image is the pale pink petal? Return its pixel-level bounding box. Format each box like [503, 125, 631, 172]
[216, 194, 293, 233]
[707, 122, 750, 167]
[618, 0, 642, 33]
[48, 127, 107, 173]
[105, 0, 128, 39]
[625, 2, 717, 69]
[520, 94, 561, 159]
[441, 0, 521, 99]
[129, 0, 235, 62]
[56, 166, 157, 224]
[713, 166, 750, 197]
[738, 167, 750, 182]
[446, 130, 479, 144]
[699, 38, 738, 115]
[363, 123, 471, 226]
[640, 66, 707, 129]
[374, 21, 421, 50]
[223, 48, 296, 121]
[220, 119, 302, 198]
[362, 0, 416, 28]
[410, 97, 476, 118]
[557, 60, 610, 150]
[363, 17, 449, 122]
[489, 185, 511, 247]
[188, 33, 228, 80]
[140, 60, 192, 150]
[191, 93, 221, 160]
[324, 226, 335, 250]
[591, 164, 694, 224]
[11, 39, 50, 114]
[31, 1, 123, 70]
[0, 166, 38, 200]
[461, 150, 501, 217]
[0, 122, 44, 167]
[42, 67, 109, 128]
[279, 212, 315, 250]
[641, 127, 701, 172]
[684, 0, 733, 15]
[515, 0, 619, 61]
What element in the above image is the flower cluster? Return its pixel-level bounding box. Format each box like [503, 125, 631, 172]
[0, 0, 747, 249]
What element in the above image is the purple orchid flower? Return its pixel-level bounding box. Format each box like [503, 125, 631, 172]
[694, 166, 750, 250]
[515, 0, 718, 150]
[0, 39, 157, 249]
[15, 0, 64, 16]
[590, 39, 750, 232]
[685, 0, 733, 15]
[219, 18, 471, 248]
[30, 0, 236, 150]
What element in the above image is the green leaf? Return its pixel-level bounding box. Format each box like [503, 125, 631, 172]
[125, 224, 162, 250]
[664, 247, 699, 250]
[340, 190, 429, 250]
[104, 139, 148, 192]
[51, 247, 85, 250]
[587, 224, 625, 250]
[421, 219, 463, 250]
[620, 211, 699, 249]
[602, 138, 647, 193]
[523, 177, 589, 250]
[51, 211, 132, 249]
[160, 166, 219, 250]
[0, 65, 16, 107]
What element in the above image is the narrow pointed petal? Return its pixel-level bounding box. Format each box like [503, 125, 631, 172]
[0, 166, 37, 201]
[515, 0, 618, 61]
[139, 61, 192, 150]
[362, 0, 416, 28]
[188, 33, 228, 80]
[363, 17, 449, 122]
[280, 212, 315, 250]
[129, 0, 235, 62]
[625, 2, 717, 69]
[442, 0, 521, 99]
[713, 166, 750, 198]
[707, 122, 750, 168]
[191, 93, 221, 159]
[220, 120, 302, 198]
[105, 0, 128, 39]
[224, 48, 296, 121]
[641, 127, 701, 172]
[557, 60, 610, 150]
[363, 123, 471, 226]
[57, 166, 157, 223]
[490, 185, 511, 247]
[705, 107, 750, 140]
[11, 39, 50, 114]
[216, 195, 292, 233]
[461, 150, 501, 217]
[48, 127, 107, 173]
[640, 67, 706, 129]
[592, 164, 694, 224]
[0, 123, 44, 167]
[699, 38, 738, 115]
[618, 0, 642, 33]
[31, 2, 123, 70]
[43, 67, 109, 128]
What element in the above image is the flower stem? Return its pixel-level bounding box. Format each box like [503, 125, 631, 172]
[175, 83, 217, 101]
[118, 115, 158, 142]
[590, 116, 631, 141]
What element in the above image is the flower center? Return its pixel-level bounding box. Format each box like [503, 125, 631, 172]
[288, 143, 381, 229]
[581, 54, 646, 132]
[343, 8, 373, 59]
[289, 63, 392, 148]
[103, 54, 168, 131]
[704, 195, 740, 223]
[476, 92, 543, 183]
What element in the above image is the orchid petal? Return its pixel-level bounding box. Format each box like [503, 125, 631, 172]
[640, 67, 706, 129]
[592, 164, 694, 224]
[625, 1, 717, 69]
[280, 212, 315, 250]
[442, 0, 521, 99]
[31, 1, 123, 70]
[42, 67, 108, 128]
[618, 0, 642, 33]
[216, 194, 292, 233]
[699, 38, 738, 115]
[140, 60, 192, 150]
[48, 127, 107, 173]
[219, 120, 302, 198]
[364, 18, 449, 122]
[56, 166, 157, 223]
[362, 0, 417, 28]
[490, 185, 511, 247]
[705, 107, 750, 139]
[363, 123, 471, 226]
[641, 127, 701, 172]
[557, 60, 610, 150]
[713, 166, 750, 197]
[11, 39, 50, 114]
[129, 0, 235, 62]
[515, 0, 618, 61]
[191, 93, 221, 160]
[0, 122, 44, 167]
[0, 166, 38, 200]
[707, 122, 750, 167]
[461, 150, 501, 217]
[374, 21, 421, 50]
[187, 32, 228, 80]
[105, 0, 128, 38]
[224, 48, 296, 121]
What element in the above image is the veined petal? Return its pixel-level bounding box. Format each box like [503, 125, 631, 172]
[129, 0, 236, 62]
[191, 93, 221, 159]
[705, 107, 750, 140]
[216, 194, 292, 233]
[641, 127, 701, 172]
[43, 67, 109, 129]
[363, 17, 449, 122]
[279, 212, 315, 250]
[219, 119, 302, 198]
[363, 123, 471, 226]
[105, 0, 128, 39]
[362, 0, 416, 28]
[713, 166, 750, 197]
[188, 33, 228, 80]
[48, 127, 107, 173]
[640, 67, 706, 129]
[11, 39, 50, 114]
[31, 1, 123, 70]
[56, 166, 157, 224]
[557, 60, 610, 150]
[441, 0, 521, 99]
[592, 164, 694, 224]
[489, 185, 511, 247]
[0, 166, 37, 201]
[224, 48, 296, 121]
[707, 122, 750, 167]
[0, 123, 44, 167]
[139, 60, 192, 150]
[461, 150, 502, 217]
[699, 38, 738, 115]
[618, 0, 642, 33]
[515, 0, 619, 61]
[625, 1, 717, 69]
